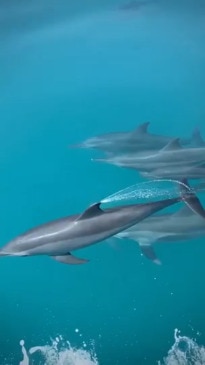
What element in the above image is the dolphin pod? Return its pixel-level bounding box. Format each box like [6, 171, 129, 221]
[89, 124, 205, 181]
[69, 122, 205, 264]
[1, 122, 205, 265]
[93, 137, 205, 177]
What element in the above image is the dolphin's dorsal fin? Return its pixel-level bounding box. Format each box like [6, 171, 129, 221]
[192, 127, 205, 147]
[132, 122, 150, 135]
[78, 202, 104, 220]
[161, 138, 181, 151]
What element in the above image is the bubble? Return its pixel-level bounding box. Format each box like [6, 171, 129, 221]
[101, 179, 205, 206]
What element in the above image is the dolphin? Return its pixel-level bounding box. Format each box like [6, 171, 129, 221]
[69, 122, 151, 149]
[115, 204, 205, 264]
[69, 122, 189, 155]
[0, 182, 204, 265]
[138, 129, 205, 179]
[93, 139, 205, 172]
[140, 164, 205, 181]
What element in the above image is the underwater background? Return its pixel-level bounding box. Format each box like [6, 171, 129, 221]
[1, 0, 205, 364]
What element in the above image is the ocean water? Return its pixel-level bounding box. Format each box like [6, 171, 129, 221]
[1, 0, 205, 364]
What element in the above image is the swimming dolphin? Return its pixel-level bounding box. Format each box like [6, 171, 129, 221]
[69, 122, 188, 155]
[93, 138, 205, 172]
[115, 204, 205, 264]
[139, 129, 205, 179]
[0, 182, 203, 265]
[140, 164, 205, 181]
[70, 122, 149, 148]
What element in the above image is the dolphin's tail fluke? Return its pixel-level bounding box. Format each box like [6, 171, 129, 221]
[178, 178, 205, 218]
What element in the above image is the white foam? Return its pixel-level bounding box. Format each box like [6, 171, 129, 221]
[19, 335, 98, 365]
[5, 328, 205, 365]
[158, 328, 205, 365]
[19, 340, 29, 365]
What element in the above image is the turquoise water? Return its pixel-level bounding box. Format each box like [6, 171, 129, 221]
[1, 0, 205, 364]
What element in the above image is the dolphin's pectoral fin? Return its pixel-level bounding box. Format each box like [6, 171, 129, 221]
[51, 253, 89, 265]
[139, 242, 161, 265]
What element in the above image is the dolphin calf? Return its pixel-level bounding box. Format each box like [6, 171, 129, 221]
[0, 183, 203, 265]
[115, 204, 205, 264]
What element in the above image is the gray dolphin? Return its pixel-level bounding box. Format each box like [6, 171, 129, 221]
[139, 129, 205, 179]
[70, 124, 202, 157]
[115, 204, 205, 264]
[0, 183, 204, 265]
[93, 139, 205, 172]
[69, 122, 188, 155]
[140, 164, 205, 181]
